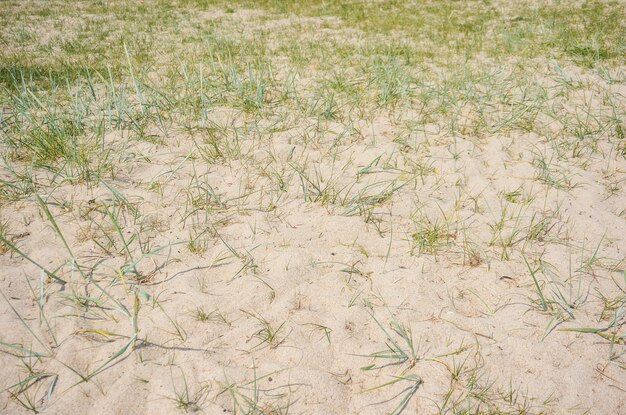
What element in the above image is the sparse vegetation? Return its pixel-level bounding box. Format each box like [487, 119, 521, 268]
[0, 0, 624, 413]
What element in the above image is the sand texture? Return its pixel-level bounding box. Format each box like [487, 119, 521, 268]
[1, 1, 625, 413]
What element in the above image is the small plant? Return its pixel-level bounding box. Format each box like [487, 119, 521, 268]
[359, 311, 419, 371]
[355, 310, 423, 414]
[243, 311, 288, 350]
[0, 219, 13, 255]
[217, 362, 291, 414]
[168, 368, 210, 413]
[192, 307, 230, 325]
[410, 219, 455, 255]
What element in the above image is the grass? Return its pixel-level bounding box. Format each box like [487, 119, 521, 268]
[242, 310, 288, 350]
[0, 0, 624, 413]
[167, 367, 210, 412]
[217, 363, 291, 414]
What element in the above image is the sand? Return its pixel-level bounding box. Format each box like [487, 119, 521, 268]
[1, 1, 625, 414]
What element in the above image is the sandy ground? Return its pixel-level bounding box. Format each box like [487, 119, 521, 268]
[1, 2, 625, 414]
